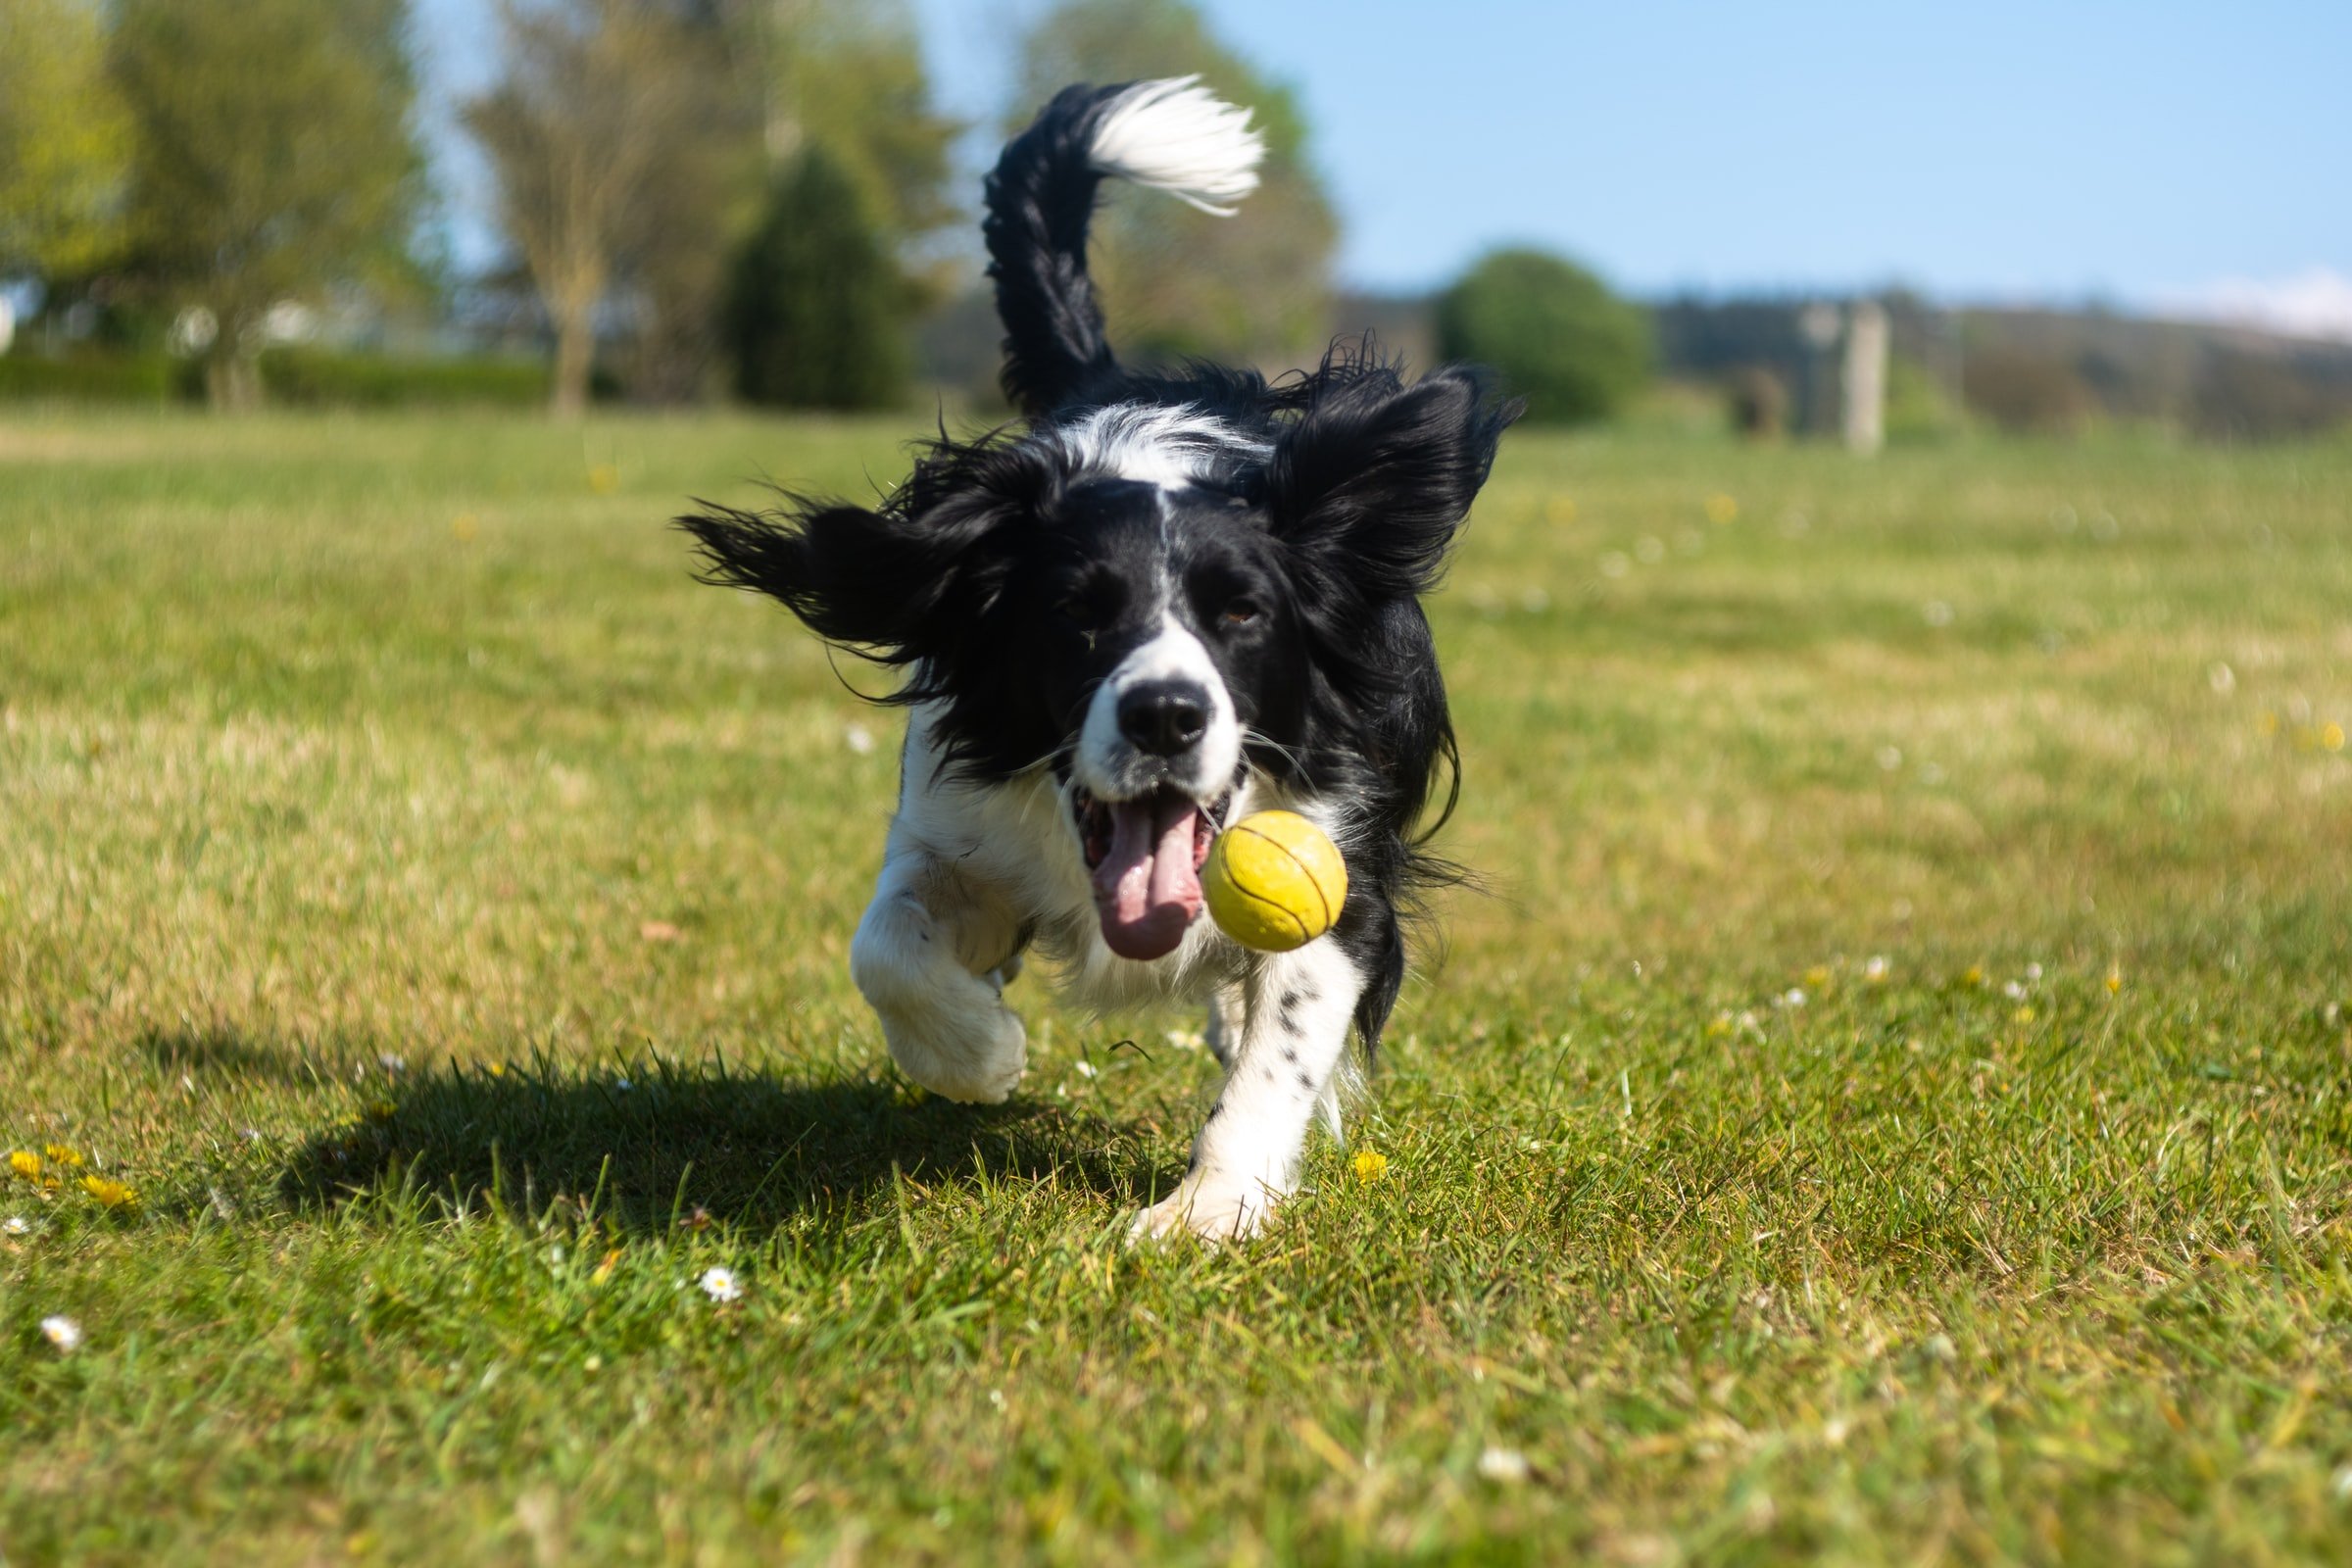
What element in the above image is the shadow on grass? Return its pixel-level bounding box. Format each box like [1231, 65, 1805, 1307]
[279, 1057, 1169, 1233]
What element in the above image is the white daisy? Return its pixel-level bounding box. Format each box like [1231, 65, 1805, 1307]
[699, 1266, 743, 1303]
[40, 1315, 83, 1353]
[1476, 1446, 1531, 1483]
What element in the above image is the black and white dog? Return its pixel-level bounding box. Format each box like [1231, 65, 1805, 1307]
[682, 78, 1515, 1240]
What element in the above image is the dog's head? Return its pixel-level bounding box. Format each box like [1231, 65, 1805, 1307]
[682, 361, 1512, 959]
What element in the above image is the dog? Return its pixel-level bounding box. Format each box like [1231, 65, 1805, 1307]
[681, 77, 1516, 1240]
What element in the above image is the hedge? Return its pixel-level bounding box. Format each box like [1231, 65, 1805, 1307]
[0, 348, 551, 408]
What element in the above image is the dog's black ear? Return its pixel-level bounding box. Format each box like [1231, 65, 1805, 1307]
[1264, 367, 1520, 599]
[678, 497, 993, 665]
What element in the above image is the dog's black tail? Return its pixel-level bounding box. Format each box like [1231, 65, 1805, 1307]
[984, 75, 1264, 418]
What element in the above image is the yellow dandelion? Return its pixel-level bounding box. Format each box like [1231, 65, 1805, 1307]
[1545, 496, 1579, 526]
[1705, 1012, 1734, 1039]
[2013, 1006, 2036, 1024]
[1703, 493, 1740, 525]
[7, 1151, 40, 1182]
[485, 1060, 508, 1078]
[1961, 965, 1984, 988]
[1804, 965, 1832, 990]
[81, 1174, 139, 1210]
[2324, 722, 2345, 753]
[2256, 711, 2279, 737]
[366, 1101, 398, 1122]
[43, 1144, 85, 1167]
[451, 512, 480, 543]
[587, 463, 620, 495]
[1352, 1149, 1389, 1185]
[2105, 967, 2123, 995]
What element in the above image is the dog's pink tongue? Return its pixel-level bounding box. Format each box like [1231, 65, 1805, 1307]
[1091, 794, 1204, 960]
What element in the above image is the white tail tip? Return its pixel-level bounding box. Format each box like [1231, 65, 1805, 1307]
[1089, 74, 1265, 217]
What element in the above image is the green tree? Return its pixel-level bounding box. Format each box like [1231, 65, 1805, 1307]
[110, 0, 423, 408]
[0, 0, 133, 280]
[724, 148, 909, 410]
[1013, 0, 1337, 369]
[738, 0, 960, 287]
[1437, 249, 1649, 425]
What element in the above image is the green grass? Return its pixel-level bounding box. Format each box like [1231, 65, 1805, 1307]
[3, 408, 2350, 1565]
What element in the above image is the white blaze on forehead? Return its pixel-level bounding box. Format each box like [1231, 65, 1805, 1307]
[1075, 612, 1243, 800]
[1054, 404, 1258, 489]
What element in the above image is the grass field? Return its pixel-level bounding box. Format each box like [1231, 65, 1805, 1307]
[4, 408, 2350, 1565]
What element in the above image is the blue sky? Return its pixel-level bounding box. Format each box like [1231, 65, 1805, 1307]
[417, 0, 2352, 329]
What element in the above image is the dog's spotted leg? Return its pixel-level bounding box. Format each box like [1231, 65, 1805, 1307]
[849, 847, 1029, 1104]
[1131, 940, 1361, 1243]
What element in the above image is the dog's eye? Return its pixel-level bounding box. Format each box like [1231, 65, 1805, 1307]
[1223, 602, 1259, 627]
[1058, 582, 1122, 631]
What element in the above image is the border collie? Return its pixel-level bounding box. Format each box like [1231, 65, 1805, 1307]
[681, 77, 1516, 1240]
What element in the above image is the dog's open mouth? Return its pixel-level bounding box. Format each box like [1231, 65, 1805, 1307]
[1072, 783, 1230, 960]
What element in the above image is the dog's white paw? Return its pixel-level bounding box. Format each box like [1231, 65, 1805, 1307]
[1126, 1174, 1280, 1246]
[874, 984, 1027, 1105]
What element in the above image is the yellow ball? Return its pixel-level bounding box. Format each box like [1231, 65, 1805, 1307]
[1201, 810, 1348, 952]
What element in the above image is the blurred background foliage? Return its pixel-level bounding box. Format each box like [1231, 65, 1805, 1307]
[109, 0, 428, 409]
[0, 0, 2348, 442]
[1437, 249, 1652, 426]
[725, 146, 913, 411]
[0, 0, 133, 280]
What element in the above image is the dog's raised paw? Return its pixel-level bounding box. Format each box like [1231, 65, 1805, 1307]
[878, 1000, 1027, 1104]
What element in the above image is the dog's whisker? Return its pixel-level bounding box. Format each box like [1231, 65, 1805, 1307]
[1238, 726, 1313, 771]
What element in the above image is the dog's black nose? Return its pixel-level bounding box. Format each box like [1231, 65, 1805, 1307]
[1118, 680, 1210, 756]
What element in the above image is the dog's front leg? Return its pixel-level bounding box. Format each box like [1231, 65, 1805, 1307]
[1131, 941, 1362, 1242]
[849, 846, 1030, 1104]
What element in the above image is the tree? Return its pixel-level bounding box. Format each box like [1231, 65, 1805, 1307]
[737, 0, 960, 287]
[605, 9, 764, 405]
[1013, 0, 1337, 369]
[466, 0, 746, 415]
[1436, 249, 1649, 425]
[0, 0, 133, 280]
[725, 148, 909, 410]
[110, 0, 423, 408]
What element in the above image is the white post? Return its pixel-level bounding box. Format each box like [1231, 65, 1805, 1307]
[1843, 300, 1888, 454]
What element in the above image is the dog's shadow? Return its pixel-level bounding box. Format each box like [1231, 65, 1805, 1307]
[279, 1055, 1172, 1233]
